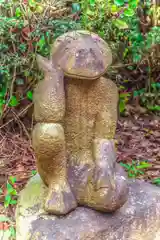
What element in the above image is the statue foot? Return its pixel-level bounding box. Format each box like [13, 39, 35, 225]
[93, 164, 116, 191]
[93, 139, 117, 191]
[80, 164, 128, 212]
[44, 180, 77, 215]
[89, 164, 129, 212]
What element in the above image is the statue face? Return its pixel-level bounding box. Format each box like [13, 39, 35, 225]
[51, 30, 112, 81]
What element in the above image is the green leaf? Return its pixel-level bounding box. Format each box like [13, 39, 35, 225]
[138, 88, 145, 95]
[0, 188, 3, 194]
[16, 78, 24, 86]
[98, 30, 105, 38]
[11, 189, 17, 196]
[113, 19, 128, 29]
[134, 33, 143, 42]
[0, 91, 5, 98]
[9, 176, 16, 184]
[129, 0, 139, 8]
[128, 172, 136, 178]
[10, 199, 17, 205]
[127, 66, 134, 70]
[114, 0, 125, 6]
[9, 96, 19, 107]
[37, 36, 45, 50]
[29, 0, 36, 8]
[15, 7, 22, 18]
[120, 92, 131, 98]
[120, 163, 131, 170]
[152, 178, 160, 185]
[123, 8, 135, 17]
[4, 194, 11, 207]
[10, 226, 16, 237]
[0, 215, 11, 222]
[119, 100, 125, 113]
[130, 166, 137, 172]
[137, 170, 144, 175]
[86, 8, 95, 16]
[133, 53, 142, 63]
[26, 91, 33, 101]
[72, 3, 81, 13]
[24, 71, 30, 77]
[19, 43, 27, 53]
[136, 163, 152, 169]
[31, 170, 37, 176]
[123, 48, 128, 58]
[35, 5, 44, 13]
[151, 83, 157, 90]
[6, 183, 14, 193]
[133, 90, 139, 97]
[147, 105, 160, 111]
[89, 0, 95, 6]
[111, 4, 119, 14]
[154, 83, 160, 88]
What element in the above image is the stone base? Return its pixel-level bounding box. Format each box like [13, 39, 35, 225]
[16, 174, 160, 240]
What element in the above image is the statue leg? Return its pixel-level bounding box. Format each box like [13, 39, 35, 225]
[75, 140, 128, 212]
[32, 123, 77, 215]
[83, 163, 128, 212]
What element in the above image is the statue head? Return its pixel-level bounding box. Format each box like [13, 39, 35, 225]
[51, 30, 113, 80]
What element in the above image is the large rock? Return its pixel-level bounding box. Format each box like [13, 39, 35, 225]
[16, 174, 160, 240]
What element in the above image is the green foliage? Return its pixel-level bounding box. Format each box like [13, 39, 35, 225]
[79, 0, 139, 56]
[26, 91, 33, 101]
[31, 170, 37, 176]
[79, 0, 160, 63]
[4, 176, 17, 208]
[0, 0, 80, 117]
[119, 90, 131, 114]
[0, 0, 159, 120]
[120, 160, 152, 178]
[79, 0, 160, 107]
[0, 176, 17, 239]
[134, 83, 160, 114]
[0, 176, 17, 208]
[152, 178, 160, 186]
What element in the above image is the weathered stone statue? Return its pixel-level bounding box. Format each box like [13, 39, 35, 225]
[32, 30, 128, 215]
[16, 31, 160, 240]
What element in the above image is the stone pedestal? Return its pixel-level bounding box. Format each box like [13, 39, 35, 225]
[16, 174, 160, 240]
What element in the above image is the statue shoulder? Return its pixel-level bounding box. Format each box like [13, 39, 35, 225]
[99, 77, 118, 96]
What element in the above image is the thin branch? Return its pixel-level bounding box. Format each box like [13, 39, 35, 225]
[0, 103, 33, 130]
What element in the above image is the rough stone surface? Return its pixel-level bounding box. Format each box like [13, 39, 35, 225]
[16, 174, 160, 240]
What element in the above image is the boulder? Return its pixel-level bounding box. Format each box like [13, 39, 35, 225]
[16, 174, 160, 240]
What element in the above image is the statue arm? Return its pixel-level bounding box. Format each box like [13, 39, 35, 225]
[93, 79, 119, 190]
[33, 55, 65, 122]
[32, 55, 77, 214]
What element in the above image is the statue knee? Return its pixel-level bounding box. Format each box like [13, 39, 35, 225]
[32, 123, 65, 153]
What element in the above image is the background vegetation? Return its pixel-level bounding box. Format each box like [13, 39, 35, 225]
[0, 0, 159, 126]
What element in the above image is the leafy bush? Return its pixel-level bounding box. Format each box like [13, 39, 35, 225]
[0, 0, 80, 118]
[77, 0, 160, 115]
[120, 160, 152, 178]
[0, 0, 159, 120]
[79, 0, 160, 64]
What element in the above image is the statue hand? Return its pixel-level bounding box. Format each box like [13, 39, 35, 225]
[93, 139, 116, 191]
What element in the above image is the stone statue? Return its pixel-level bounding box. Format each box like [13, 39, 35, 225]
[32, 30, 128, 215]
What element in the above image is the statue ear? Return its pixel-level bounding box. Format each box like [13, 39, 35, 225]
[36, 54, 53, 72]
